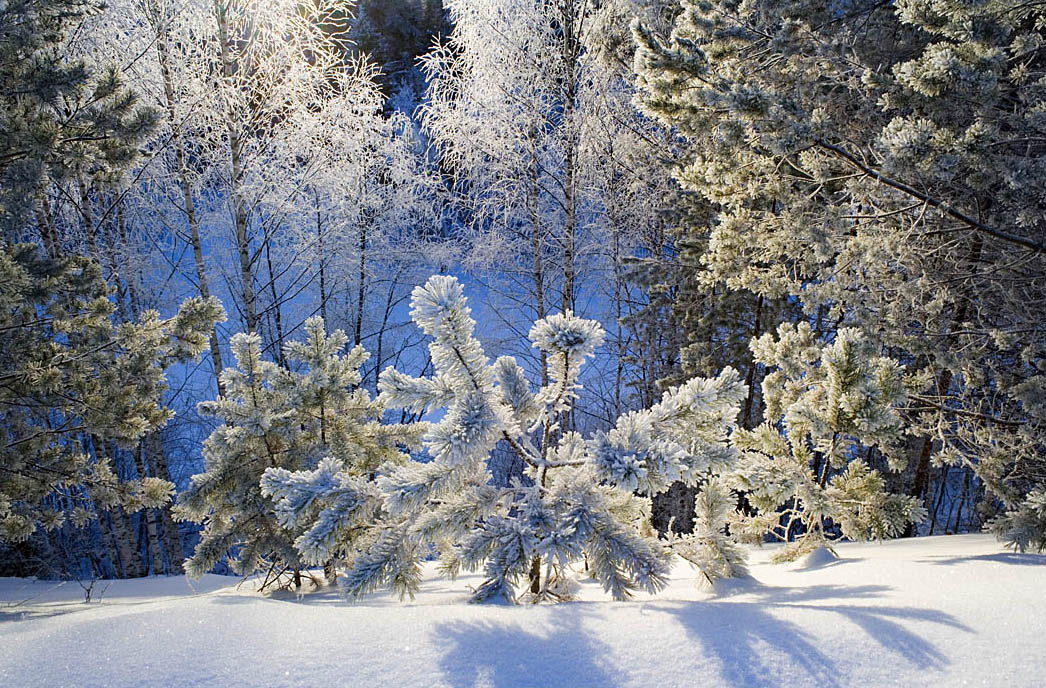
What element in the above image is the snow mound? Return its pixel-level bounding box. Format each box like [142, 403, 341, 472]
[799, 545, 840, 570]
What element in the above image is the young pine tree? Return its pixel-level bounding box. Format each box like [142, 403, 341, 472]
[177, 317, 420, 587]
[731, 324, 927, 562]
[259, 320, 424, 581]
[670, 477, 750, 586]
[336, 275, 746, 603]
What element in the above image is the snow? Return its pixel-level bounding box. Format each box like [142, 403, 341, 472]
[798, 545, 839, 570]
[1, 534, 1043, 688]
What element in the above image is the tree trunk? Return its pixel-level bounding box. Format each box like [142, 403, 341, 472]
[355, 221, 367, 346]
[612, 219, 623, 418]
[154, 16, 225, 393]
[910, 370, 952, 502]
[264, 235, 287, 367]
[374, 275, 399, 390]
[529, 132, 548, 387]
[147, 433, 185, 573]
[928, 464, 950, 535]
[316, 197, 329, 324]
[952, 468, 971, 533]
[89, 432, 144, 578]
[112, 507, 145, 578]
[132, 444, 165, 574]
[741, 295, 763, 429]
[215, 1, 258, 333]
[558, 0, 579, 316]
[96, 509, 125, 578]
[36, 193, 60, 259]
[562, 155, 576, 315]
[528, 555, 541, 595]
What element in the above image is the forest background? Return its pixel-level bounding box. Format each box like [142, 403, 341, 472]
[1, 0, 1043, 582]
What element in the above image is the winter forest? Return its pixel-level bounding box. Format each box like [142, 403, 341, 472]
[1, 0, 1045, 686]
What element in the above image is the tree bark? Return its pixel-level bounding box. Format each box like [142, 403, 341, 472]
[147, 433, 185, 573]
[96, 509, 125, 578]
[215, 0, 258, 333]
[316, 197, 328, 324]
[612, 218, 624, 418]
[131, 444, 164, 574]
[741, 295, 764, 429]
[154, 14, 225, 393]
[36, 193, 60, 259]
[355, 220, 367, 346]
[112, 507, 145, 578]
[559, 5, 578, 317]
[264, 235, 288, 367]
[529, 131, 549, 387]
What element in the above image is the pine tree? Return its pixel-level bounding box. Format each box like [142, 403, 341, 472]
[671, 477, 749, 585]
[1, 0, 158, 241]
[0, 0, 218, 579]
[0, 243, 223, 542]
[634, 0, 1046, 544]
[175, 332, 298, 584]
[177, 317, 422, 588]
[730, 324, 926, 561]
[337, 275, 746, 603]
[259, 319, 424, 579]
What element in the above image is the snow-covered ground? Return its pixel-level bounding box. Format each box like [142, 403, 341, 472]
[1, 534, 1042, 688]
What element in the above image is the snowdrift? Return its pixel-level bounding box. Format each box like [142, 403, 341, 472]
[1, 534, 1042, 688]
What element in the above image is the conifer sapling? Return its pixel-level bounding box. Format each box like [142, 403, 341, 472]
[178, 317, 421, 588]
[340, 275, 747, 603]
[730, 324, 927, 562]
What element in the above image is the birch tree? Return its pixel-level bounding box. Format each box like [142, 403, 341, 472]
[421, 0, 609, 345]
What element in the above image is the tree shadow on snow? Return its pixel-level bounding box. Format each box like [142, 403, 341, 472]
[648, 581, 971, 688]
[434, 612, 620, 688]
[714, 580, 888, 602]
[922, 552, 1046, 567]
[264, 583, 346, 605]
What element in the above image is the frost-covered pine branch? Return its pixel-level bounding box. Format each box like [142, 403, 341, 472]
[672, 478, 750, 587]
[989, 488, 1046, 554]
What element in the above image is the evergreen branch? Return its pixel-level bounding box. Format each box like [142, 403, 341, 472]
[908, 395, 1027, 428]
[5, 425, 87, 449]
[814, 138, 1046, 255]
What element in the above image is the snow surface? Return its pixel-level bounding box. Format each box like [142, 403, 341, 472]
[1, 534, 1043, 688]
